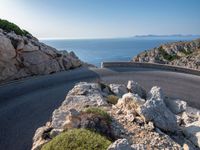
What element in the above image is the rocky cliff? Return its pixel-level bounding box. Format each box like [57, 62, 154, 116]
[0, 27, 83, 83]
[133, 38, 200, 70]
[32, 81, 200, 150]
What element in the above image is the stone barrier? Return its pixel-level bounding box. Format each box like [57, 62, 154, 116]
[101, 62, 200, 76]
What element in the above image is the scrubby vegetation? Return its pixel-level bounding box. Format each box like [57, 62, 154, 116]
[0, 19, 31, 36]
[158, 46, 179, 61]
[41, 129, 111, 150]
[180, 49, 192, 55]
[84, 107, 112, 124]
[107, 95, 119, 104]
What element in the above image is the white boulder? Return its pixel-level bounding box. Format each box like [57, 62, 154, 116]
[109, 84, 128, 97]
[127, 80, 146, 99]
[137, 86, 177, 132]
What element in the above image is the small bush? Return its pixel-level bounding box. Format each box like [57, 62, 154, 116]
[0, 19, 31, 36]
[41, 128, 111, 150]
[158, 46, 179, 61]
[84, 107, 111, 124]
[180, 49, 192, 55]
[107, 95, 119, 105]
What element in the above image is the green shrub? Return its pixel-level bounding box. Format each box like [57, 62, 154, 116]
[0, 19, 31, 36]
[84, 107, 111, 124]
[41, 129, 111, 150]
[158, 46, 179, 61]
[180, 49, 192, 55]
[107, 95, 119, 105]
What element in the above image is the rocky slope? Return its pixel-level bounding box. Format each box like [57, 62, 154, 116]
[0, 28, 83, 83]
[32, 81, 200, 150]
[133, 38, 200, 70]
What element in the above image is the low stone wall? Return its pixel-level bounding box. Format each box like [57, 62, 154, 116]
[101, 62, 200, 76]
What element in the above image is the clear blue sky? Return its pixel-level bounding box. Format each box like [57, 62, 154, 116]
[0, 0, 199, 39]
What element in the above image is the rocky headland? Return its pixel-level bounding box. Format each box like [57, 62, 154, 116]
[133, 38, 200, 70]
[0, 19, 83, 83]
[32, 81, 200, 150]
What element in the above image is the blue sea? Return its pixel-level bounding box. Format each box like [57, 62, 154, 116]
[41, 37, 198, 67]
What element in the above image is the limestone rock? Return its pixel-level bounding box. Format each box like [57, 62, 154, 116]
[137, 86, 177, 132]
[0, 36, 16, 59]
[51, 82, 107, 129]
[165, 99, 187, 114]
[183, 120, 200, 148]
[0, 60, 18, 81]
[127, 80, 146, 99]
[147, 86, 164, 100]
[117, 93, 145, 107]
[109, 84, 128, 97]
[0, 28, 83, 83]
[107, 139, 133, 150]
[22, 42, 39, 52]
[32, 126, 52, 150]
[67, 82, 107, 106]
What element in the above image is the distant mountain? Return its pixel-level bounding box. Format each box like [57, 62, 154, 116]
[134, 34, 200, 38]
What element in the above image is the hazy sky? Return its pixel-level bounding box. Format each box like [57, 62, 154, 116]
[0, 0, 199, 39]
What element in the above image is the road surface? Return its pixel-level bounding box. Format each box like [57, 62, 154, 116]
[0, 67, 200, 150]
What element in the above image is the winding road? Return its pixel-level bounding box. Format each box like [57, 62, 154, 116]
[0, 66, 200, 150]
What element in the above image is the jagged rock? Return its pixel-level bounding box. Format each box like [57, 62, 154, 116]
[22, 42, 39, 51]
[165, 99, 187, 114]
[147, 86, 164, 100]
[107, 139, 133, 150]
[0, 60, 18, 81]
[127, 80, 146, 99]
[117, 93, 145, 107]
[51, 82, 108, 129]
[109, 84, 128, 97]
[20, 51, 61, 74]
[137, 86, 177, 132]
[67, 82, 107, 106]
[0, 36, 16, 59]
[183, 120, 200, 148]
[0, 28, 83, 83]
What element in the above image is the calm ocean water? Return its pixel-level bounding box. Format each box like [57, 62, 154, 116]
[41, 37, 198, 67]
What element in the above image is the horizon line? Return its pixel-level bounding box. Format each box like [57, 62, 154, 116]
[39, 34, 200, 40]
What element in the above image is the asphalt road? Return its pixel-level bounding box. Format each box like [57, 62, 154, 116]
[0, 67, 200, 150]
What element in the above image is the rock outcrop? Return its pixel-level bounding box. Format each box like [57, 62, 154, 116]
[132, 38, 200, 70]
[0, 28, 83, 83]
[32, 81, 200, 150]
[137, 86, 178, 132]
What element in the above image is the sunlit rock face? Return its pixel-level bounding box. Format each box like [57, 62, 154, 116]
[0, 29, 83, 83]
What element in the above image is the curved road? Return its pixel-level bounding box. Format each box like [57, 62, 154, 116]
[0, 66, 200, 150]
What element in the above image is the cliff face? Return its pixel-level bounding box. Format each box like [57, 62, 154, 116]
[133, 38, 200, 70]
[0, 28, 82, 83]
